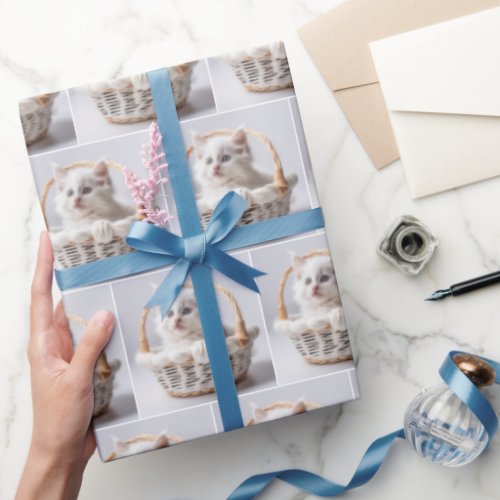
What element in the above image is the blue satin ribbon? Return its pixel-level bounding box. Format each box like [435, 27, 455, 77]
[228, 429, 406, 500]
[148, 68, 243, 430]
[54, 208, 324, 291]
[126, 192, 265, 318]
[228, 351, 500, 499]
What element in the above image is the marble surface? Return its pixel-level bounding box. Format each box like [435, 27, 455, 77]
[1, 0, 499, 499]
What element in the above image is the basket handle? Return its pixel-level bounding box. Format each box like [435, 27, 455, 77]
[214, 284, 249, 347]
[186, 128, 288, 196]
[139, 283, 250, 353]
[66, 313, 112, 379]
[40, 160, 127, 227]
[276, 249, 332, 321]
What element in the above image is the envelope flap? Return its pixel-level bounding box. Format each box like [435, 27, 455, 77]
[299, 0, 500, 92]
[370, 7, 500, 116]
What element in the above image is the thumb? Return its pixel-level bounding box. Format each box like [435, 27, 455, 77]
[70, 311, 115, 377]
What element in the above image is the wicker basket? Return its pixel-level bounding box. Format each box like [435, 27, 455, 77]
[139, 284, 254, 397]
[276, 250, 353, 365]
[187, 128, 292, 229]
[227, 44, 293, 92]
[19, 93, 57, 145]
[41, 160, 136, 270]
[67, 314, 121, 418]
[105, 433, 184, 462]
[246, 400, 320, 426]
[88, 63, 195, 124]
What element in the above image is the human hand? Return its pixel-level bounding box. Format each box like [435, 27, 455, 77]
[16, 232, 115, 500]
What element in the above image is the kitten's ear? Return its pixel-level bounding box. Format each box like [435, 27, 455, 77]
[253, 407, 267, 422]
[292, 400, 307, 414]
[113, 438, 129, 454]
[192, 133, 207, 154]
[292, 254, 306, 270]
[93, 158, 109, 178]
[52, 163, 66, 190]
[232, 127, 247, 146]
[153, 432, 170, 449]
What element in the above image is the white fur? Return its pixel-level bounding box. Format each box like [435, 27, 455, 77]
[53, 159, 135, 243]
[252, 399, 307, 424]
[191, 128, 297, 211]
[112, 432, 170, 459]
[274, 309, 346, 338]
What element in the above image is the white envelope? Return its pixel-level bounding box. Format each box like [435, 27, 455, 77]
[369, 7, 500, 198]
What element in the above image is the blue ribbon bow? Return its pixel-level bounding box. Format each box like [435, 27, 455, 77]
[126, 191, 265, 318]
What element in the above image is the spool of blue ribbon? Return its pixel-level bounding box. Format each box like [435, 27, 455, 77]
[228, 351, 500, 499]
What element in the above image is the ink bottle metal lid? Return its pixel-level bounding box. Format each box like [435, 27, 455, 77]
[377, 215, 438, 276]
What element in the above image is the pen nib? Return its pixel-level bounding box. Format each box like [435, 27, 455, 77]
[425, 288, 452, 301]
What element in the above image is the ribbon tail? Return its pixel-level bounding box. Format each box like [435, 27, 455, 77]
[146, 259, 192, 318]
[206, 246, 265, 293]
[227, 429, 405, 500]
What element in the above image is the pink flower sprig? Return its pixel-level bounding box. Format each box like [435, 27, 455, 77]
[123, 122, 173, 227]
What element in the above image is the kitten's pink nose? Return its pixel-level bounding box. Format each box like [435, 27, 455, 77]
[212, 165, 221, 176]
[174, 318, 182, 328]
[312, 285, 320, 296]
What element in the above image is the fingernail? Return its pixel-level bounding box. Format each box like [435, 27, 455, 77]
[91, 310, 114, 332]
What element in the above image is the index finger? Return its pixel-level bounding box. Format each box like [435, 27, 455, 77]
[30, 232, 54, 332]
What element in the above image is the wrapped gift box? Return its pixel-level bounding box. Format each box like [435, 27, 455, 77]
[21, 41, 359, 462]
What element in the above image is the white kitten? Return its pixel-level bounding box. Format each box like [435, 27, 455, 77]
[252, 400, 308, 424]
[111, 432, 171, 459]
[291, 253, 341, 316]
[192, 128, 297, 211]
[136, 287, 260, 368]
[53, 159, 135, 243]
[136, 288, 232, 367]
[274, 253, 346, 336]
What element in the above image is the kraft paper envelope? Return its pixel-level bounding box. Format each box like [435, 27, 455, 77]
[298, 0, 500, 170]
[370, 7, 500, 198]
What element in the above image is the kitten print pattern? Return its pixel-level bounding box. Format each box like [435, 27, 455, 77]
[275, 252, 347, 337]
[51, 159, 135, 244]
[136, 287, 259, 368]
[192, 127, 298, 213]
[107, 432, 179, 461]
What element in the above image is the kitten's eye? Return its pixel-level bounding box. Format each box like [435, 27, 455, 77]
[82, 186, 92, 195]
[206, 157, 213, 165]
[305, 277, 312, 285]
[221, 154, 231, 162]
[182, 307, 192, 315]
[67, 189, 74, 197]
[320, 275, 329, 282]
[167, 310, 174, 318]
